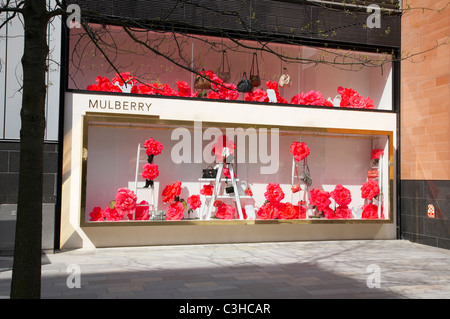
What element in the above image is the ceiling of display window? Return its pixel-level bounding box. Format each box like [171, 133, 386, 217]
[69, 24, 393, 110]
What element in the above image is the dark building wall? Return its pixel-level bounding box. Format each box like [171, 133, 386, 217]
[0, 141, 58, 253]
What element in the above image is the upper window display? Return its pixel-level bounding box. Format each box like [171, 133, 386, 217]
[69, 24, 393, 110]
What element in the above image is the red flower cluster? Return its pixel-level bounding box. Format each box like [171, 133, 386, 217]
[361, 179, 380, 200]
[115, 187, 138, 216]
[167, 201, 185, 220]
[309, 189, 331, 212]
[362, 203, 384, 219]
[215, 203, 236, 219]
[290, 142, 310, 162]
[291, 90, 333, 107]
[162, 181, 182, 204]
[200, 184, 214, 196]
[264, 183, 285, 203]
[142, 163, 159, 180]
[371, 148, 384, 160]
[337, 86, 374, 109]
[87, 76, 123, 93]
[244, 81, 288, 103]
[144, 138, 164, 156]
[187, 194, 202, 211]
[127, 200, 150, 220]
[330, 184, 352, 206]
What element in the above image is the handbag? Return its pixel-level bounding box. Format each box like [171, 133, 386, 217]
[250, 52, 260, 87]
[237, 72, 253, 93]
[202, 166, 217, 178]
[292, 159, 313, 190]
[218, 50, 231, 83]
[278, 67, 291, 88]
[291, 184, 301, 193]
[194, 69, 211, 90]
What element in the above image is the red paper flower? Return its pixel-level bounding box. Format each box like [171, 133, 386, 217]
[290, 142, 310, 161]
[337, 86, 374, 109]
[290, 90, 333, 107]
[244, 89, 269, 103]
[187, 195, 202, 210]
[200, 184, 214, 196]
[257, 202, 281, 220]
[176, 81, 193, 97]
[104, 207, 123, 221]
[362, 203, 384, 219]
[361, 179, 380, 200]
[265, 81, 288, 103]
[144, 138, 164, 156]
[166, 201, 185, 220]
[309, 189, 331, 212]
[111, 72, 138, 87]
[212, 135, 235, 162]
[264, 183, 285, 203]
[278, 202, 299, 219]
[330, 184, 352, 206]
[215, 203, 236, 219]
[115, 188, 138, 215]
[142, 163, 159, 180]
[89, 207, 104, 221]
[371, 149, 384, 160]
[162, 181, 182, 203]
[87, 76, 123, 93]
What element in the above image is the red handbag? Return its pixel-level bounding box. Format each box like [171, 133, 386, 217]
[367, 170, 379, 178]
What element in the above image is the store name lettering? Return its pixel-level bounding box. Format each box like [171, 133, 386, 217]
[88, 99, 152, 112]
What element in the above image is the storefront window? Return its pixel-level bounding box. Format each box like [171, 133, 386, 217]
[82, 114, 392, 223]
[69, 24, 393, 110]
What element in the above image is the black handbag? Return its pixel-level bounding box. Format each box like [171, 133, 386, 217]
[202, 166, 217, 178]
[237, 72, 253, 93]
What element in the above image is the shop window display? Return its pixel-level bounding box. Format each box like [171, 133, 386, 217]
[83, 116, 391, 224]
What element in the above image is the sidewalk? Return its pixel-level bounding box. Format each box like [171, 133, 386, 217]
[0, 239, 449, 299]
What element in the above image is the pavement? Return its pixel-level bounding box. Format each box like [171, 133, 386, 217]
[0, 239, 449, 300]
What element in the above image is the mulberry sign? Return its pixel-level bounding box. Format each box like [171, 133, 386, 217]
[88, 99, 152, 112]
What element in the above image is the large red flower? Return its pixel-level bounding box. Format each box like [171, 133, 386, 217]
[337, 86, 374, 109]
[309, 189, 331, 212]
[144, 138, 164, 156]
[361, 179, 380, 200]
[89, 207, 104, 221]
[362, 203, 384, 219]
[278, 202, 300, 219]
[325, 205, 352, 219]
[142, 163, 159, 180]
[115, 188, 137, 215]
[187, 195, 202, 210]
[330, 184, 352, 206]
[257, 202, 281, 220]
[215, 203, 236, 219]
[104, 207, 123, 221]
[290, 142, 310, 161]
[371, 149, 384, 160]
[264, 183, 285, 203]
[162, 181, 182, 203]
[200, 184, 214, 196]
[166, 201, 185, 220]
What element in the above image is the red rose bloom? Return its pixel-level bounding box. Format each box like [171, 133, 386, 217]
[371, 149, 384, 160]
[115, 188, 137, 215]
[264, 183, 285, 203]
[362, 203, 384, 219]
[309, 188, 331, 212]
[290, 90, 332, 107]
[278, 202, 299, 219]
[187, 195, 202, 210]
[215, 204, 236, 219]
[335, 205, 352, 219]
[361, 179, 380, 200]
[87, 76, 122, 93]
[144, 138, 164, 156]
[257, 202, 281, 220]
[330, 184, 352, 206]
[89, 207, 104, 221]
[244, 89, 269, 103]
[142, 163, 159, 180]
[290, 142, 310, 161]
[166, 201, 185, 220]
[162, 181, 182, 203]
[104, 207, 123, 221]
[200, 184, 214, 196]
[176, 81, 193, 97]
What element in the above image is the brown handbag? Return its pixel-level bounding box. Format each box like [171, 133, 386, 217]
[194, 69, 211, 90]
[250, 52, 261, 87]
[218, 50, 231, 83]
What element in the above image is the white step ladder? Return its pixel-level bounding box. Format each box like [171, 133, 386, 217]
[133, 143, 156, 219]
